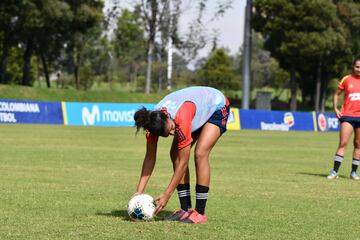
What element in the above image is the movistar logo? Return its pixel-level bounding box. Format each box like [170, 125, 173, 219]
[82, 105, 100, 125]
[80, 104, 135, 126]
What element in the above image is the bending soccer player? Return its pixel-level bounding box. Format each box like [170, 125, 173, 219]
[133, 86, 230, 224]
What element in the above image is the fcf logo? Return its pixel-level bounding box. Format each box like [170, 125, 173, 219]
[318, 113, 339, 131]
[318, 113, 327, 131]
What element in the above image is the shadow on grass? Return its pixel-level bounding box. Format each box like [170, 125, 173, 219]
[297, 172, 351, 179]
[95, 209, 173, 221]
[297, 172, 329, 178]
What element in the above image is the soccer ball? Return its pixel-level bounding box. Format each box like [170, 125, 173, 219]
[127, 194, 156, 220]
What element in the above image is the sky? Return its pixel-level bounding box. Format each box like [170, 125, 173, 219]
[104, 0, 246, 57]
[178, 0, 246, 57]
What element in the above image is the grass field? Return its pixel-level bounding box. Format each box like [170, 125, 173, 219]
[1, 125, 359, 240]
[0, 84, 165, 103]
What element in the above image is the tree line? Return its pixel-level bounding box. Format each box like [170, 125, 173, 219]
[253, 0, 360, 111]
[0, 0, 359, 111]
[0, 0, 236, 91]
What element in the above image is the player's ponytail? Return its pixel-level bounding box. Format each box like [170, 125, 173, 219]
[134, 107, 167, 136]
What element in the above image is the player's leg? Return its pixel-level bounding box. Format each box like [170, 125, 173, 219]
[337, 121, 354, 156]
[182, 100, 229, 224]
[194, 123, 221, 186]
[350, 125, 360, 180]
[328, 121, 353, 179]
[167, 137, 192, 220]
[181, 122, 221, 224]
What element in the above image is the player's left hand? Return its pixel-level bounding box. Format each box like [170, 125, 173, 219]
[154, 192, 171, 215]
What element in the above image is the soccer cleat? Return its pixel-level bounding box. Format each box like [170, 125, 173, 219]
[180, 209, 207, 224]
[327, 170, 339, 180]
[350, 171, 360, 180]
[166, 209, 191, 221]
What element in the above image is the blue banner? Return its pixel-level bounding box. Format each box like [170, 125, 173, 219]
[239, 109, 314, 131]
[314, 112, 340, 132]
[0, 99, 63, 124]
[64, 102, 155, 127]
[0, 98, 341, 132]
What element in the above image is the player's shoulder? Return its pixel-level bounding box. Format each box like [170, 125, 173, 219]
[341, 74, 352, 81]
[339, 74, 352, 85]
[175, 102, 196, 122]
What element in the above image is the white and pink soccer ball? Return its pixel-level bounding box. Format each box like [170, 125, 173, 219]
[127, 194, 156, 220]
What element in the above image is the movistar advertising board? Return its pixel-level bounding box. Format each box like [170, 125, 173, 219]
[315, 112, 340, 132]
[0, 99, 63, 124]
[240, 109, 314, 131]
[63, 102, 155, 127]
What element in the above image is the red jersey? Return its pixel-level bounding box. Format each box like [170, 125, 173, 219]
[338, 74, 360, 117]
[146, 102, 196, 150]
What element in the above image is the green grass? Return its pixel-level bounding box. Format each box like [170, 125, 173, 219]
[1, 125, 359, 240]
[0, 84, 164, 103]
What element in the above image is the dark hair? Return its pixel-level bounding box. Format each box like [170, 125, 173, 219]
[353, 55, 360, 66]
[134, 107, 167, 136]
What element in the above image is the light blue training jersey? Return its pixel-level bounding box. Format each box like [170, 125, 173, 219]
[154, 86, 226, 132]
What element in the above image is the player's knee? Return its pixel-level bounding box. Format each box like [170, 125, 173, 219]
[339, 141, 348, 149]
[194, 149, 208, 163]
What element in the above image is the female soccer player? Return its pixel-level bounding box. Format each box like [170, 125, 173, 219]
[133, 86, 230, 224]
[328, 56, 360, 180]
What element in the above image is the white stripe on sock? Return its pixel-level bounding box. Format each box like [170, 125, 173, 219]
[178, 190, 191, 197]
[196, 193, 208, 199]
[334, 155, 343, 162]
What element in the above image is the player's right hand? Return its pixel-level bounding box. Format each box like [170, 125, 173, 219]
[334, 108, 342, 118]
[132, 192, 142, 197]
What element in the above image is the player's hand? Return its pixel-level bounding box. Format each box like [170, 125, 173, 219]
[334, 108, 342, 118]
[154, 192, 171, 215]
[132, 192, 142, 198]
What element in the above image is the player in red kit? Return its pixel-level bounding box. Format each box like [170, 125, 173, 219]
[133, 87, 230, 224]
[328, 56, 360, 180]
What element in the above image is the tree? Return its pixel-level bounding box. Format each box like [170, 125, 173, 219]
[252, 0, 347, 111]
[35, 0, 72, 88]
[0, 0, 103, 88]
[0, 0, 23, 84]
[138, 0, 168, 94]
[337, 1, 360, 57]
[63, 0, 103, 90]
[239, 32, 289, 96]
[113, 7, 146, 86]
[130, 0, 233, 93]
[199, 48, 239, 90]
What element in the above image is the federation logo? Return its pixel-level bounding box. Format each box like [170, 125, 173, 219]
[227, 111, 235, 124]
[318, 113, 327, 131]
[283, 112, 295, 127]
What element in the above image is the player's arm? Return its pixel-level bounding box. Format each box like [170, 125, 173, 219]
[154, 102, 195, 214]
[135, 141, 157, 194]
[333, 88, 343, 118]
[155, 145, 191, 214]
